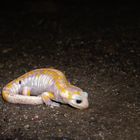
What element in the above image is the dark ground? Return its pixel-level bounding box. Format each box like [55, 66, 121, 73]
[0, 1, 140, 140]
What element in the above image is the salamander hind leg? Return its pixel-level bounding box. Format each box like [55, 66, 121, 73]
[41, 92, 60, 107]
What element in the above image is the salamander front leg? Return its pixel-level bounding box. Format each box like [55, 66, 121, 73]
[41, 92, 60, 107]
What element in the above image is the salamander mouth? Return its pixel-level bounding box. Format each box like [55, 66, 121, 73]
[69, 100, 89, 109]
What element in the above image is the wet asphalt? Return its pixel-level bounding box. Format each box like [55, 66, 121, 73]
[0, 1, 140, 140]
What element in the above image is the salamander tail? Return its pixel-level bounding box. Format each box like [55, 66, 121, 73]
[2, 89, 43, 105]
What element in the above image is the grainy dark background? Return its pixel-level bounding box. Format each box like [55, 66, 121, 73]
[0, 1, 140, 140]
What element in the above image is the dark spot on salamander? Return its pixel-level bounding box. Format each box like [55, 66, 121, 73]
[19, 80, 21, 84]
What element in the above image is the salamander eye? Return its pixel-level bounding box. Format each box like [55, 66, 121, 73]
[76, 99, 82, 104]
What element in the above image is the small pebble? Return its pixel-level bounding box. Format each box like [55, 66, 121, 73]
[24, 124, 30, 130]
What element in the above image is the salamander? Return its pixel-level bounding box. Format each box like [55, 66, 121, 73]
[2, 68, 89, 109]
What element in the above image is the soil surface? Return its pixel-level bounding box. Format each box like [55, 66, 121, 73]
[0, 1, 140, 140]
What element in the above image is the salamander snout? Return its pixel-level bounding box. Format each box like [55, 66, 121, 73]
[69, 91, 89, 109]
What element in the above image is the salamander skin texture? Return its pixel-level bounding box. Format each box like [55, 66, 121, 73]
[2, 68, 89, 109]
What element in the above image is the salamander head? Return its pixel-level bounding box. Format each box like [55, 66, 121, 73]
[61, 85, 89, 109]
[69, 91, 89, 109]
